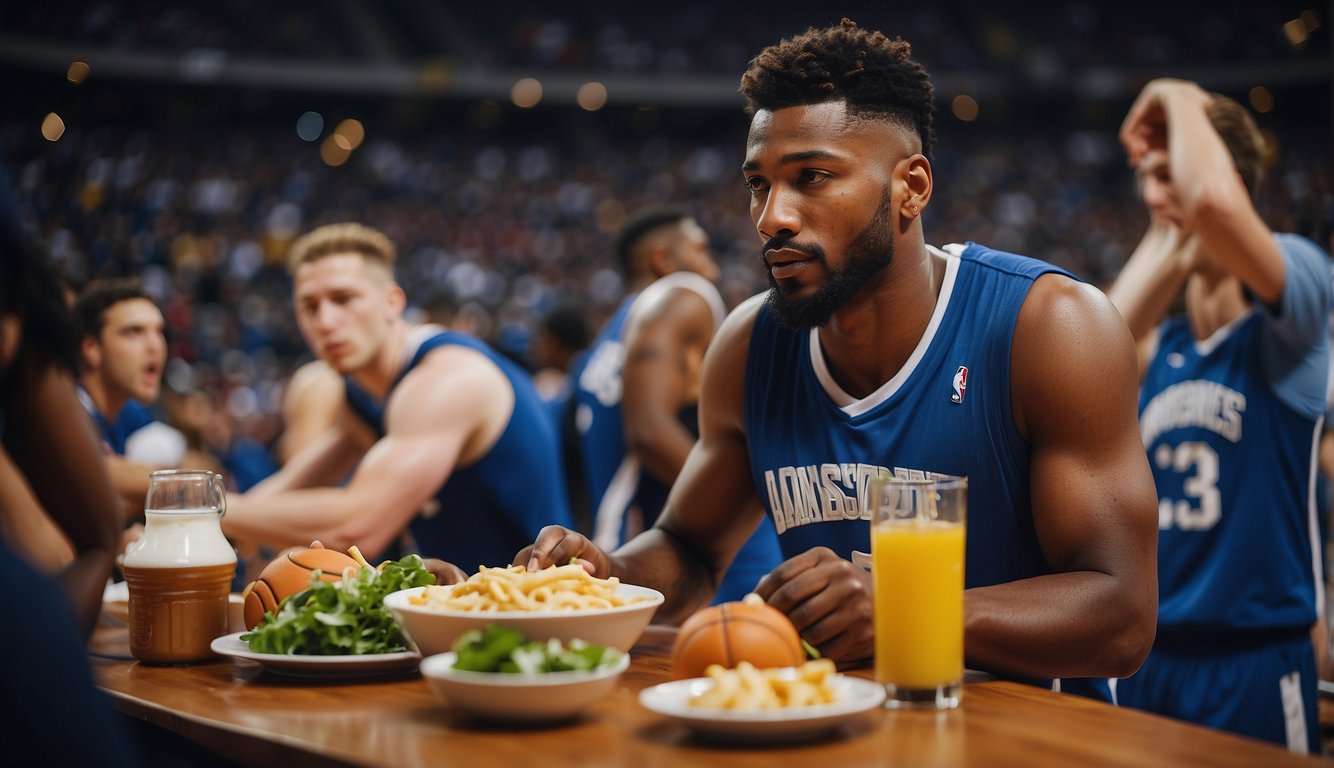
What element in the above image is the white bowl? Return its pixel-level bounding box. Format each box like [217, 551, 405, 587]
[420, 651, 630, 722]
[384, 583, 663, 657]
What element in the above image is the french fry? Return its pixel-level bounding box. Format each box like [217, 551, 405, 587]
[687, 660, 839, 711]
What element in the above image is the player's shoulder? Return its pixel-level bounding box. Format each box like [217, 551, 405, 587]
[713, 292, 767, 351]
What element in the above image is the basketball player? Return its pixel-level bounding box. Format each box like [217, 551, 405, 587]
[520, 20, 1159, 688]
[222, 222, 572, 573]
[572, 205, 781, 603]
[74, 279, 200, 513]
[1108, 78, 1329, 753]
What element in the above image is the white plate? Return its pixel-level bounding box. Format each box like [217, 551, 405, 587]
[209, 632, 421, 678]
[638, 673, 886, 743]
[421, 651, 629, 722]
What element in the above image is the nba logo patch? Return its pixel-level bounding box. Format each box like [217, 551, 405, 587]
[950, 365, 968, 404]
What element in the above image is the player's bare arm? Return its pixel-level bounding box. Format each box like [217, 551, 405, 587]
[621, 287, 717, 484]
[965, 273, 1158, 680]
[225, 347, 507, 557]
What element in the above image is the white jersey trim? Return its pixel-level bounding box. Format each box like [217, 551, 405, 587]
[1192, 309, 1251, 356]
[593, 455, 641, 550]
[811, 245, 961, 418]
[632, 271, 726, 329]
[1306, 415, 1326, 618]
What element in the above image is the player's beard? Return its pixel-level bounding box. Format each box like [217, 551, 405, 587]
[764, 188, 894, 330]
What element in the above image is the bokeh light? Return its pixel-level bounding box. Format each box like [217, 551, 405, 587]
[334, 118, 365, 149]
[951, 94, 980, 122]
[41, 113, 65, 142]
[295, 111, 323, 141]
[1248, 86, 1274, 114]
[511, 78, 543, 108]
[577, 82, 608, 111]
[320, 135, 351, 166]
[66, 60, 90, 84]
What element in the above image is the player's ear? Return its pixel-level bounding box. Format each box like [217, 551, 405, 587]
[896, 153, 932, 226]
[384, 283, 406, 318]
[80, 333, 102, 371]
[646, 244, 675, 278]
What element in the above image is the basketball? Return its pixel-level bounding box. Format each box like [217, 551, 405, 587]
[241, 548, 361, 629]
[671, 598, 805, 679]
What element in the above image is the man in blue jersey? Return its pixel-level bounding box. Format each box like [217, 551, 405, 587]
[522, 20, 1159, 687]
[222, 222, 573, 575]
[74, 279, 197, 515]
[572, 205, 781, 603]
[1108, 78, 1330, 753]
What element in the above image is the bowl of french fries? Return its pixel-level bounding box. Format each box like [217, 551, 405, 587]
[638, 660, 887, 743]
[384, 563, 664, 657]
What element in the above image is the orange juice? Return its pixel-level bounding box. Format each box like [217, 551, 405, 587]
[872, 520, 965, 689]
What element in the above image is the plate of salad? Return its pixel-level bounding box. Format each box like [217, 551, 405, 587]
[418, 625, 629, 722]
[211, 553, 435, 678]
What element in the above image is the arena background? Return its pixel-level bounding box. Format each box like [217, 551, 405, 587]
[1, 1, 1329, 468]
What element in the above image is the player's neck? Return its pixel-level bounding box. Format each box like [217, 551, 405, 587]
[1185, 273, 1249, 341]
[818, 245, 941, 399]
[81, 373, 128, 421]
[351, 321, 412, 398]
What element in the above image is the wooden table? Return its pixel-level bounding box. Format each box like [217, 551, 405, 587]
[90, 611, 1324, 768]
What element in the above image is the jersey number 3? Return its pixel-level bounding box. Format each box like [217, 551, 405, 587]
[1154, 441, 1221, 531]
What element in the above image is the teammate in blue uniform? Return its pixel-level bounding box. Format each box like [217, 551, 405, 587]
[224, 223, 572, 575]
[1108, 78, 1330, 752]
[572, 205, 781, 603]
[521, 20, 1159, 685]
[73, 279, 193, 516]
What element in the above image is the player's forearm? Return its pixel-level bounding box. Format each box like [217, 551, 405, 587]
[1106, 224, 1188, 343]
[609, 527, 716, 625]
[963, 570, 1155, 679]
[223, 488, 378, 553]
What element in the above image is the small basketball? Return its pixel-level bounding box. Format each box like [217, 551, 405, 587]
[671, 598, 805, 679]
[241, 547, 361, 629]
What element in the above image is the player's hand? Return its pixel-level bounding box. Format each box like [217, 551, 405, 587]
[1119, 78, 1210, 166]
[753, 547, 874, 669]
[514, 525, 609, 577]
[422, 558, 468, 585]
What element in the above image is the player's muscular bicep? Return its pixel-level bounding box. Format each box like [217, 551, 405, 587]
[1013, 276, 1156, 571]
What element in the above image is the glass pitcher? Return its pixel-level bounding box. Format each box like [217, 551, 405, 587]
[122, 469, 236, 664]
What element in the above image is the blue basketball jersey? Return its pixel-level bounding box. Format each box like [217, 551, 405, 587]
[745, 243, 1065, 588]
[573, 274, 782, 602]
[1140, 234, 1330, 634]
[76, 388, 154, 456]
[345, 328, 573, 571]
[573, 294, 637, 524]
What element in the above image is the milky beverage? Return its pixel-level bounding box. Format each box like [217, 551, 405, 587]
[123, 506, 236, 664]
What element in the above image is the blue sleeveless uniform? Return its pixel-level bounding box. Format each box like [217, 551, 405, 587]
[1117, 234, 1330, 753]
[76, 389, 154, 455]
[744, 242, 1106, 696]
[573, 274, 781, 603]
[345, 329, 573, 571]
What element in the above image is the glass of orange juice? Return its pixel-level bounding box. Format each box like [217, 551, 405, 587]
[870, 474, 966, 709]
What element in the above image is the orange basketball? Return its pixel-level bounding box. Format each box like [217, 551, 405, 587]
[241, 548, 361, 629]
[671, 599, 805, 679]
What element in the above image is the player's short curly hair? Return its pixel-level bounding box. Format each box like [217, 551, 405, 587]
[739, 19, 936, 157]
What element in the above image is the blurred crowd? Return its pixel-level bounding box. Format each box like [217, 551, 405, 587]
[3, 103, 1329, 478]
[6, 0, 1324, 74]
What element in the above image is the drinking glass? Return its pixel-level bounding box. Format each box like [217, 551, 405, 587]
[870, 474, 967, 709]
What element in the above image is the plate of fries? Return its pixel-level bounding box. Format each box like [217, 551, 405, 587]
[638, 660, 886, 743]
[384, 564, 663, 656]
